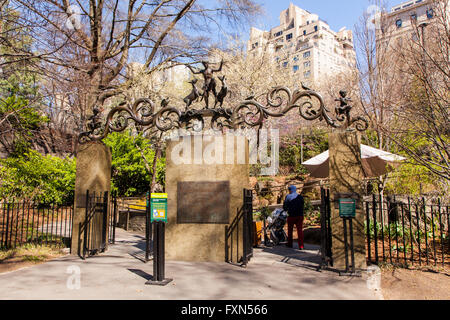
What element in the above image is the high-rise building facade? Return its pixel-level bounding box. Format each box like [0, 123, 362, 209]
[373, 0, 449, 99]
[375, 0, 447, 45]
[247, 3, 356, 86]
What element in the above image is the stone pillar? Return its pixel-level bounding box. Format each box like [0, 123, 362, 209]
[71, 142, 112, 256]
[165, 134, 249, 262]
[329, 130, 366, 270]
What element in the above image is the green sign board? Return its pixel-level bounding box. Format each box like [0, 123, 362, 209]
[339, 198, 356, 218]
[150, 193, 168, 222]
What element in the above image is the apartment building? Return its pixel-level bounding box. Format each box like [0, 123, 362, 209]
[247, 3, 356, 86]
[127, 62, 191, 92]
[375, 0, 448, 45]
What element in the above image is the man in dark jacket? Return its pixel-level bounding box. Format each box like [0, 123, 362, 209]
[283, 185, 305, 250]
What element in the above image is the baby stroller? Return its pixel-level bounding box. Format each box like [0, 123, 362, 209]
[266, 208, 288, 246]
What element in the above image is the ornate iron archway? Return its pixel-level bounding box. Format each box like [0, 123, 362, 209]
[78, 62, 368, 143]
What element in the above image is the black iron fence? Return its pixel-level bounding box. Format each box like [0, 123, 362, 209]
[319, 188, 332, 268]
[81, 191, 107, 259]
[79, 190, 118, 259]
[364, 195, 449, 267]
[0, 200, 73, 250]
[225, 189, 253, 266]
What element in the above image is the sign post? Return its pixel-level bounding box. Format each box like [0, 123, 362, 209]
[146, 193, 173, 286]
[338, 198, 359, 276]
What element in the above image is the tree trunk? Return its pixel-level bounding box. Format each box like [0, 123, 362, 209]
[150, 146, 162, 193]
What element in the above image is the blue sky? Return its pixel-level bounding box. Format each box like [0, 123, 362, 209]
[247, 0, 402, 38]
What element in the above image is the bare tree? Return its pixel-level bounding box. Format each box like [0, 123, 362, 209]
[385, 0, 449, 182]
[353, 0, 404, 152]
[352, 0, 449, 194]
[0, 0, 262, 153]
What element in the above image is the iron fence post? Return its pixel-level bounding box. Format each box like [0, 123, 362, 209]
[4, 203, 10, 249]
[431, 204, 437, 266]
[379, 193, 385, 261]
[102, 191, 108, 251]
[113, 194, 117, 244]
[20, 202, 25, 247]
[416, 203, 421, 265]
[83, 190, 89, 259]
[366, 201, 371, 263]
[349, 218, 355, 274]
[372, 194, 378, 264]
[423, 197, 429, 265]
[9, 200, 15, 248]
[438, 198, 444, 266]
[408, 197, 414, 264]
[326, 189, 332, 264]
[401, 204, 407, 265]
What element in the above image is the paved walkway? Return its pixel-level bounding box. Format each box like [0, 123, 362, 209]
[0, 229, 381, 300]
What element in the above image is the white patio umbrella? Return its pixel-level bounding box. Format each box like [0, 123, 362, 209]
[301, 144, 407, 178]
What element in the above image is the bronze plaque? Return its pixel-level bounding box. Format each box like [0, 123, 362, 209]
[177, 181, 230, 224]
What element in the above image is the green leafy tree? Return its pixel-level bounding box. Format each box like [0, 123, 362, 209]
[104, 131, 165, 197]
[0, 150, 76, 204]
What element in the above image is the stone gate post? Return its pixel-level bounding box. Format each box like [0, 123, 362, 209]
[71, 141, 112, 256]
[329, 130, 366, 270]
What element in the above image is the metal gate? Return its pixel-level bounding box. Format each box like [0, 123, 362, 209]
[80, 190, 111, 259]
[319, 187, 333, 268]
[225, 189, 254, 266]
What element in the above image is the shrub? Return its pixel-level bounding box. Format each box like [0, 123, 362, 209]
[0, 150, 76, 205]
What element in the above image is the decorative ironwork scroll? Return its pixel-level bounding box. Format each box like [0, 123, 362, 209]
[78, 62, 368, 144]
[232, 85, 369, 131]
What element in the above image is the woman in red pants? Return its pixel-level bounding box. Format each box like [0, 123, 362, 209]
[283, 185, 305, 250]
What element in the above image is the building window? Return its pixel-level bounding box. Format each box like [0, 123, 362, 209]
[293, 65, 299, 72]
[314, 26, 318, 32]
[304, 71, 311, 78]
[300, 44, 309, 50]
[396, 19, 402, 28]
[286, 33, 293, 41]
[304, 61, 311, 68]
[274, 31, 283, 37]
[303, 51, 310, 58]
[426, 8, 434, 19]
[252, 42, 258, 49]
[293, 56, 299, 62]
[283, 61, 288, 68]
[303, 30, 307, 36]
[410, 13, 417, 21]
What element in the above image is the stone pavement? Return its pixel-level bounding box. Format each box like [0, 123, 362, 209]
[0, 228, 382, 300]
